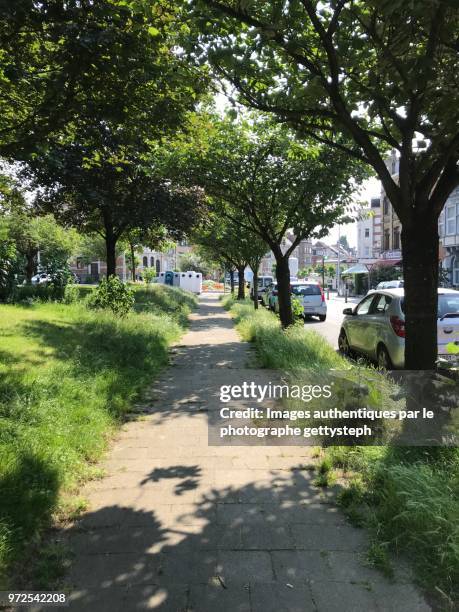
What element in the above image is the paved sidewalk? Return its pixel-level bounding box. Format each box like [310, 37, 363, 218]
[63, 294, 429, 611]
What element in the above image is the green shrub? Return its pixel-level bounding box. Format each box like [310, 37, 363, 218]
[143, 268, 156, 284]
[14, 284, 66, 303]
[62, 284, 79, 304]
[291, 296, 304, 318]
[87, 276, 134, 317]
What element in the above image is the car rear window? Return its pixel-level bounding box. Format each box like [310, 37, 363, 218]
[292, 284, 321, 296]
[401, 294, 459, 317]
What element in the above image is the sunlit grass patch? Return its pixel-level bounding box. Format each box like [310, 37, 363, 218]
[0, 286, 194, 587]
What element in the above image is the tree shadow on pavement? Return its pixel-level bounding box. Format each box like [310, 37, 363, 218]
[61, 468, 425, 612]
[140, 466, 202, 496]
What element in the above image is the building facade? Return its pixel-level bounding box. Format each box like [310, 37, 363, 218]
[381, 150, 402, 258]
[439, 186, 459, 287]
[70, 244, 189, 283]
[373, 149, 459, 287]
[311, 241, 353, 266]
[357, 197, 382, 261]
[294, 238, 313, 269]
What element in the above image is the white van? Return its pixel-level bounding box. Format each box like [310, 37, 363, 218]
[250, 276, 274, 300]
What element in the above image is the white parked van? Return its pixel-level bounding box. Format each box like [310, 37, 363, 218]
[250, 276, 274, 300]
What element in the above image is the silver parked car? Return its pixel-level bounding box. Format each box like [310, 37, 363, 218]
[262, 282, 277, 309]
[338, 288, 459, 368]
[367, 279, 404, 294]
[273, 281, 327, 321]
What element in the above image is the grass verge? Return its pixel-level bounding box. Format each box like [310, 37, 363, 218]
[330, 445, 459, 605]
[222, 295, 345, 369]
[223, 295, 459, 606]
[0, 284, 196, 588]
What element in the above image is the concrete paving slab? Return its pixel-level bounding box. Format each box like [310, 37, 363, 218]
[62, 294, 430, 612]
[250, 582, 316, 612]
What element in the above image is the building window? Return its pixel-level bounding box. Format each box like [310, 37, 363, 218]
[150, 256, 154, 267]
[364, 228, 370, 238]
[384, 230, 390, 251]
[364, 246, 370, 256]
[393, 227, 400, 250]
[76, 257, 84, 269]
[453, 257, 459, 286]
[156, 259, 160, 275]
[143, 256, 148, 267]
[438, 211, 445, 237]
[383, 197, 389, 215]
[446, 204, 456, 235]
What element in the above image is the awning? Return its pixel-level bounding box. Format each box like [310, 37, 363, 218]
[341, 264, 369, 275]
[370, 259, 402, 268]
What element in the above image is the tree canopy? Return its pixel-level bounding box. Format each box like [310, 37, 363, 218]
[170, 114, 366, 323]
[190, 0, 459, 367]
[0, 0, 206, 159]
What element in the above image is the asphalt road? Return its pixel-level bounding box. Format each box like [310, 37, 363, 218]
[303, 294, 361, 349]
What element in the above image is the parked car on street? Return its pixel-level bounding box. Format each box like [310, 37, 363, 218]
[272, 280, 327, 321]
[30, 273, 52, 285]
[292, 281, 327, 321]
[262, 282, 278, 309]
[338, 288, 459, 368]
[368, 279, 404, 294]
[250, 275, 274, 300]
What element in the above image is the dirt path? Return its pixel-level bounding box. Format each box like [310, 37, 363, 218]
[63, 294, 429, 611]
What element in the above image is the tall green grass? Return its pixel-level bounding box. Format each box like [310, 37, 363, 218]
[331, 445, 459, 604]
[225, 296, 459, 605]
[0, 285, 196, 587]
[223, 297, 345, 369]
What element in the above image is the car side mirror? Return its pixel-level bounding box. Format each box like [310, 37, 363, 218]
[343, 308, 355, 315]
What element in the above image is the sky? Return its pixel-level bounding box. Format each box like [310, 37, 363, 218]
[323, 176, 381, 248]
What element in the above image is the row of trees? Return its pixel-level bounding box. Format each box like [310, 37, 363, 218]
[186, 0, 459, 369]
[0, 179, 166, 295]
[165, 114, 366, 325]
[0, 0, 209, 293]
[2, 0, 459, 368]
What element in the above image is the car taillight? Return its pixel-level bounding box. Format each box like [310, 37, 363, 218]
[390, 315, 405, 338]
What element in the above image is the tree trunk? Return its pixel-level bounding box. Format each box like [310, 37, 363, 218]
[230, 270, 235, 294]
[401, 215, 439, 370]
[237, 265, 245, 299]
[105, 230, 117, 278]
[252, 266, 259, 309]
[25, 250, 37, 283]
[275, 253, 293, 327]
[130, 243, 136, 281]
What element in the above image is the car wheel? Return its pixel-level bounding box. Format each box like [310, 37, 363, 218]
[338, 329, 351, 356]
[377, 344, 393, 370]
[318, 315, 326, 322]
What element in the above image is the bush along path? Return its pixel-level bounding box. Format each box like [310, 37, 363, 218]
[0, 284, 196, 589]
[55, 293, 429, 611]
